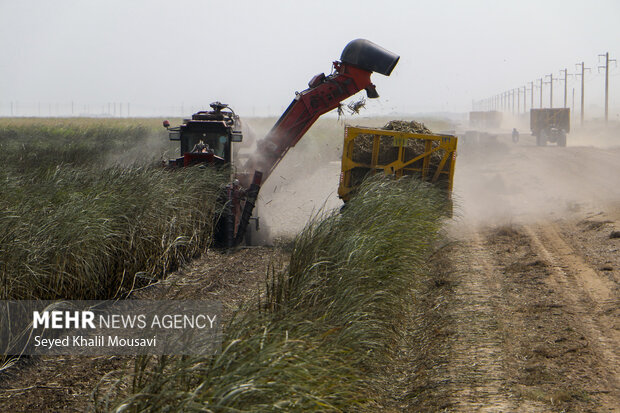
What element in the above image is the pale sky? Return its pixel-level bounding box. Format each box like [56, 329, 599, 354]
[1, 0, 619, 118]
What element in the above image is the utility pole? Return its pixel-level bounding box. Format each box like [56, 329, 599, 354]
[575, 62, 590, 126]
[522, 86, 527, 113]
[539, 78, 543, 108]
[507, 91, 511, 112]
[530, 81, 534, 111]
[517, 88, 520, 114]
[545, 73, 554, 108]
[512, 89, 515, 114]
[598, 52, 616, 124]
[560, 68, 568, 108]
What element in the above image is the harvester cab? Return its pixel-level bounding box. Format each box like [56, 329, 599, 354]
[163, 101, 243, 167]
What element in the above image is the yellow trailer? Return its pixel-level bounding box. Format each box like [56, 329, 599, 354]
[338, 126, 458, 202]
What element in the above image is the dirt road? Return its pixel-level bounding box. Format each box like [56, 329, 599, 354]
[401, 133, 620, 412]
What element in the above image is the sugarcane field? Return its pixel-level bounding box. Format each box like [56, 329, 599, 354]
[1, 1, 619, 412]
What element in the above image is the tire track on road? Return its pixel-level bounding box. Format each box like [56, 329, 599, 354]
[444, 231, 524, 411]
[523, 223, 620, 408]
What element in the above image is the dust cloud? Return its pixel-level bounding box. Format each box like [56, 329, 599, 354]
[105, 132, 175, 167]
[242, 116, 620, 243]
[454, 123, 620, 227]
[241, 117, 345, 243]
[255, 150, 343, 242]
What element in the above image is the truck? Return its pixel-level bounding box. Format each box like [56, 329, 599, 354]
[530, 108, 570, 147]
[164, 39, 400, 247]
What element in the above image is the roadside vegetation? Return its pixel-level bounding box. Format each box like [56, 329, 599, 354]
[0, 118, 227, 301]
[96, 175, 449, 411]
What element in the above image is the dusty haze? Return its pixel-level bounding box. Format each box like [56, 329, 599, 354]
[242, 116, 620, 241]
[454, 125, 620, 226]
[1, 1, 619, 118]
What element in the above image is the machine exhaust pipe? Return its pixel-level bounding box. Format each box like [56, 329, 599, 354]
[340, 39, 400, 76]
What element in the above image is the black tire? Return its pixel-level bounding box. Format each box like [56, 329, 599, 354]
[558, 131, 567, 147]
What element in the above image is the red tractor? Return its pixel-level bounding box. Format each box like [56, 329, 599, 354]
[164, 39, 399, 247]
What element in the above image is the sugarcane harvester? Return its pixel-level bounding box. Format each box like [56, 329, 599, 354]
[164, 39, 400, 247]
